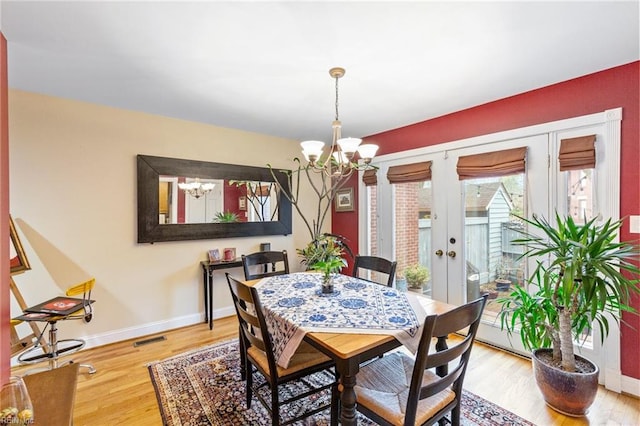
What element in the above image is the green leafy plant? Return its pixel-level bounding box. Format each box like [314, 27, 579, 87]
[297, 233, 352, 270]
[310, 257, 348, 283]
[404, 263, 430, 289]
[212, 211, 239, 223]
[497, 213, 640, 372]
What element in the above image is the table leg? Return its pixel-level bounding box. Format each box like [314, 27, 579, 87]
[435, 335, 448, 377]
[202, 266, 209, 324]
[337, 359, 359, 426]
[208, 270, 214, 330]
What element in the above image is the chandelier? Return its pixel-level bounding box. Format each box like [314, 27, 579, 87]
[178, 178, 215, 199]
[300, 67, 378, 178]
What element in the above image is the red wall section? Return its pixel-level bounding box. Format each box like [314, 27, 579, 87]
[332, 61, 640, 379]
[0, 33, 10, 382]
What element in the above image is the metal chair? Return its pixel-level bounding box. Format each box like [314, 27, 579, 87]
[17, 278, 96, 374]
[226, 274, 338, 425]
[354, 295, 488, 426]
[242, 250, 290, 280]
[352, 255, 397, 287]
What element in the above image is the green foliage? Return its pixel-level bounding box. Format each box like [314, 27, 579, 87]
[497, 213, 640, 372]
[297, 233, 352, 268]
[212, 211, 239, 223]
[298, 233, 351, 281]
[404, 263, 430, 288]
[310, 257, 348, 281]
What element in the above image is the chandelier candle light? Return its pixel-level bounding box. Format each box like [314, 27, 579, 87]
[178, 178, 215, 199]
[271, 67, 378, 242]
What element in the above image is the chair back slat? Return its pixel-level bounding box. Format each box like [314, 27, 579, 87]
[352, 255, 397, 287]
[65, 278, 95, 298]
[227, 274, 278, 372]
[242, 250, 290, 280]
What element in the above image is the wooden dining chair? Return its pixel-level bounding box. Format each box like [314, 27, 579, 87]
[241, 250, 290, 280]
[353, 294, 488, 426]
[226, 274, 339, 425]
[352, 255, 397, 287]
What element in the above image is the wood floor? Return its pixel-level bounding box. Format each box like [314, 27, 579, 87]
[11, 316, 639, 425]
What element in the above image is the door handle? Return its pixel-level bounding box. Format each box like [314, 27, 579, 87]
[435, 249, 443, 257]
[447, 250, 456, 258]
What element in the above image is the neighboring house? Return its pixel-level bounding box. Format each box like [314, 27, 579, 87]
[416, 181, 516, 285]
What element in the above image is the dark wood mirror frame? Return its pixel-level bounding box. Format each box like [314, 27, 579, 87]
[137, 155, 292, 243]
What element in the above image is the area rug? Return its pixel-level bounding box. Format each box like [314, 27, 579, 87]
[148, 339, 534, 426]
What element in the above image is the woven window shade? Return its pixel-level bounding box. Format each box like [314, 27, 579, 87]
[362, 169, 377, 186]
[559, 135, 596, 171]
[456, 147, 527, 180]
[387, 161, 432, 183]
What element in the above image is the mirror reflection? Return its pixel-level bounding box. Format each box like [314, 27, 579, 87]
[137, 154, 292, 243]
[158, 177, 279, 224]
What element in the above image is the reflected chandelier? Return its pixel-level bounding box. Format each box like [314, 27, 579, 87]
[178, 178, 215, 199]
[300, 67, 378, 178]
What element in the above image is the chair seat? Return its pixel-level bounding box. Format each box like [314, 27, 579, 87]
[355, 352, 455, 426]
[247, 340, 332, 379]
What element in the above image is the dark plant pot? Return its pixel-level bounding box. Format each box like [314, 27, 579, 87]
[532, 348, 599, 417]
[495, 278, 511, 291]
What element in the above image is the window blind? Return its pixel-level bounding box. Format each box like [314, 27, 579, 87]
[456, 147, 527, 180]
[387, 161, 432, 183]
[559, 135, 596, 171]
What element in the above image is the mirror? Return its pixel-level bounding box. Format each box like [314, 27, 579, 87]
[137, 155, 292, 243]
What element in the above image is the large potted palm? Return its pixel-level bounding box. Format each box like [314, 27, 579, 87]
[497, 213, 639, 416]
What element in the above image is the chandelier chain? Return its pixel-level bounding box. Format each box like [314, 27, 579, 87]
[334, 75, 340, 121]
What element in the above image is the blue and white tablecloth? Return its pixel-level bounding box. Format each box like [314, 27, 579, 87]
[254, 272, 427, 368]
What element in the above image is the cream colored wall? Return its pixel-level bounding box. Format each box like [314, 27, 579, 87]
[8, 90, 321, 349]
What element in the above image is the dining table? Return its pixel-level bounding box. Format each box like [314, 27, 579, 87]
[246, 272, 456, 426]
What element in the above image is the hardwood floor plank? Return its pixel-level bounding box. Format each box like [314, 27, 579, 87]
[10, 316, 639, 425]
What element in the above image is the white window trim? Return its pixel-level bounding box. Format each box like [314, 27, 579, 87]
[359, 107, 626, 393]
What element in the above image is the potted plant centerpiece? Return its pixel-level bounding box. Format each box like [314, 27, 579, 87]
[497, 213, 640, 416]
[404, 263, 430, 292]
[298, 233, 352, 293]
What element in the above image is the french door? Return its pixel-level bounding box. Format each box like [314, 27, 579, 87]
[360, 109, 622, 387]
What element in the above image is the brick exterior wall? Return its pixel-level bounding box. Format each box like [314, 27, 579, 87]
[394, 182, 420, 273]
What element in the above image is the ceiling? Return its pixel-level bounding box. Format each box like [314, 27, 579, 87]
[1, 1, 638, 142]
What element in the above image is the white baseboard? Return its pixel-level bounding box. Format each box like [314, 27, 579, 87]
[11, 306, 237, 367]
[83, 306, 236, 349]
[621, 375, 640, 398]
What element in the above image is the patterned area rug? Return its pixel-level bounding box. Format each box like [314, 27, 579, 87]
[148, 339, 534, 426]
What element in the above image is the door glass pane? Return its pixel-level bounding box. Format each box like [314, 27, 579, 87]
[565, 168, 596, 348]
[394, 180, 432, 297]
[463, 174, 525, 319]
[566, 169, 595, 223]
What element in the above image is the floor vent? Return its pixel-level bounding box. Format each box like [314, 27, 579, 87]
[133, 336, 166, 347]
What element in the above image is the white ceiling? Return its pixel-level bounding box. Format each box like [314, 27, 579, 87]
[1, 1, 638, 142]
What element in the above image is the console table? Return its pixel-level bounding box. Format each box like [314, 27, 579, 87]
[200, 259, 243, 329]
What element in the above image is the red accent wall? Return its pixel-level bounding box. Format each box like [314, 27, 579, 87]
[332, 61, 640, 379]
[0, 33, 10, 382]
[224, 182, 246, 221]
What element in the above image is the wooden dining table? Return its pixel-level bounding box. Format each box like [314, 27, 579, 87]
[245, 273, 456, 426]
